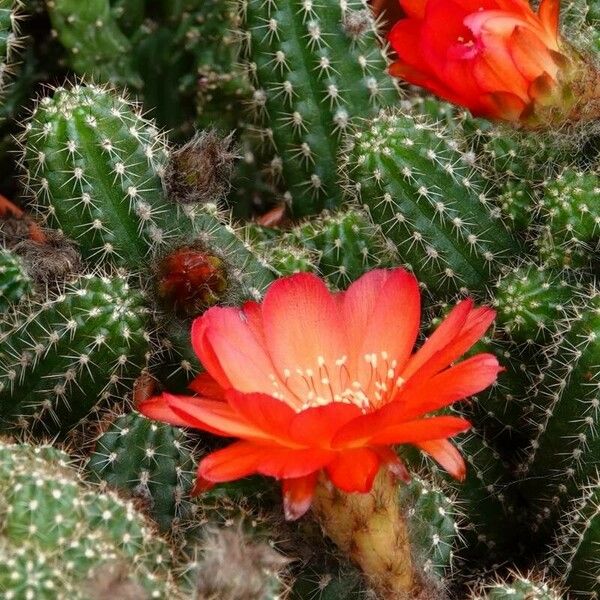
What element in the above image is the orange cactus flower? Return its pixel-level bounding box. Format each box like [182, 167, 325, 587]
[140, 269, 500, 520]
[388, 0, 584, 123]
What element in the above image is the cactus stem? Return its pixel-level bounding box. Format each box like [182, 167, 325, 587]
[312, 470, 419, 599]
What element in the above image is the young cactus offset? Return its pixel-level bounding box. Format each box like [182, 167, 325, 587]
[0, 273, 150, 435]
[0, 440, 180, 599]
[237, 0, 399, 217]
[342, 110, 519, 296]
[86, 410, 196, 533]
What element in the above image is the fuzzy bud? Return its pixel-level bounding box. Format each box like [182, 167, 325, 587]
[194, 528, 289, 600]
[164, 130, 237, 204]
[13, 230, 81, 284]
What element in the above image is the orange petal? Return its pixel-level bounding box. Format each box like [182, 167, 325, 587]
[283, 473, 318, 520]
[188, 372, 226, 399]
[416, 439, 467, 480]
[288, 402, 362, 446]
[199, 442, 335, 482]
[484, 90, 527, 120]
[402, 299, 473, 380]
[164, 392, 272, 440]
[396, 353, 502, 419]
[538, 0, 560, 38]
[325, 448, 381, 493]
[333, 414, 470, 447]
[226, 390, 297, 445]
[509, 26, 560, 81]
[191, 316, 231, 389]
[261, 273, 347, 401]
[138, 393, 195, 429]
[194, 305, 285, 396]
[399, 0, 427, 18]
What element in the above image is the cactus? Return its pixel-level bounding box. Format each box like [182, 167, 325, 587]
[0, 440, 180, 599]
[0, 0, 24, 101]
[342, 110, 519, 296]
[237, 0, 399, 217]
[20, 84, 276, 296]
[537, 168, 600, 263]
[492, 263, 578, 343]
[0, 273, 150, 435]
[46, 0, 141, 89]
[549, 480, 600, 598]
[0, 248, 32, 310]
[86, 410, 196, 533]
[398, 475, 459, 579]
[469, 572, 563, 599]
[520, 289, 600, 538]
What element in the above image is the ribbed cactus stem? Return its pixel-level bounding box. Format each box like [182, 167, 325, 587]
[312, 470, 419, 599]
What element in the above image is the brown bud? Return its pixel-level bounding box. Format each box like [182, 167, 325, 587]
[164, 130, 237, 204]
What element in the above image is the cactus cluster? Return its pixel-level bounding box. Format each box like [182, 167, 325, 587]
[3, 0, 600, 598]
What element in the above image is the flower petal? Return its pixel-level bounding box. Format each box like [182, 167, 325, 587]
[396, 353, 502, 419]
[188, 372, 226, 399]
[199, 442, 335, 482]
[196, 305, 288, 398]
[283, 473, 318, 520]
[261, 273, 347, 402]
[354, 269, 421, 396]
[416, 439, 467, 480]
[288, 402, 363, 446]
[333, 415, 471, 447]
[325, 448, 382, 493]
[164, 393, 272, 440]
[399, 0, 427, 18]
[138, 394, 193, 429]
[191, 315, 230, 389]
[538, 0, 560, 38]
[225, 390, 297, 445]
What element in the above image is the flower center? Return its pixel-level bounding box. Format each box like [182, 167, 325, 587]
[270, 351, 406, 412]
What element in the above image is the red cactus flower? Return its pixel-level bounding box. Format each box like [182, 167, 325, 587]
[140, 270, 500, 520]
[388, 0, 575, 122]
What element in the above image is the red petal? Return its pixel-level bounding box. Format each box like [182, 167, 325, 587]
[416, 439, 467, 480]
[191, 316, 231, 389]
[199, 442, 335, 482]
[402, 299, 473, 380]
[396, 353, 502, 419]
[138, 394, 193, 428]
[538, 0, 560, 38]
[164, 393, 272, 440]
[375, 446, 411, 482]
[333, 415, 471, 447]
[261, 273, 347, 403]
[388, 19, 427, 69]
[509, 25, 559, 81]
[283, 473, 318, 520]
[484, 91, 527, 120]
[288, 402, 362, 446]
[325, 448, 382, 493]
[196, 305, 286, 396]
[402, 302, 495, 383]
[399, 0, 427, 18]
[225, 390, 297, 444]
[188, 372, 226, 399]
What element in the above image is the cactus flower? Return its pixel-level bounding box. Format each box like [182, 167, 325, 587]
[388, 0, 590, 124]
[140, 269, 499, 519]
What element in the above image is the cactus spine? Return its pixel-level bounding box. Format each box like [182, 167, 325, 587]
[342, 110, 520, 296]
[237, 0, 398, 217]
[0, 274, 150, 435]
[0, 248, 31, 310]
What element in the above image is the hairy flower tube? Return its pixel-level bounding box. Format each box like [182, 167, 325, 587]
[140, 269, 500, 521]
[388, 0, 593, 124]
